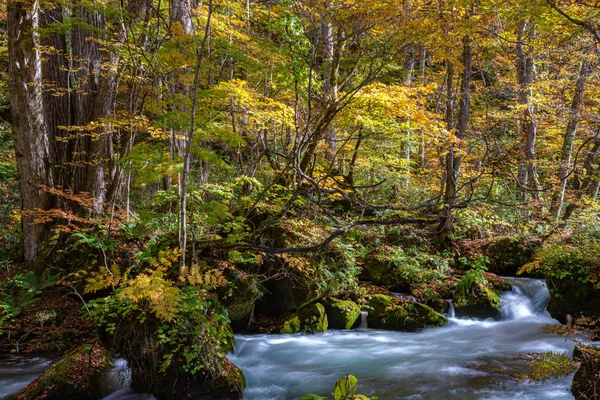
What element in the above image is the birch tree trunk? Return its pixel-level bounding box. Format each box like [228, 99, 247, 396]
[549, 61, 592, 218]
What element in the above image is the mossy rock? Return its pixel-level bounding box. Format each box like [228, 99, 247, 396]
[453, 273, 509, 319]
[366, 294, 396, 329]
[323, 298, 361, 329]
[363, 259, 411, 293]
[571, 344, 600, 400]
[16, 344, 111, 400]
[203, 358, 246, 399]
[224, 274, 262, 331]
[381, 301, 448, 331]
[485, 237, 542, 276]
[256, 256, 323, 314]
[366, 294, 447, 331]
[280, 302, 328, 333]
[546, 276, 600, 324]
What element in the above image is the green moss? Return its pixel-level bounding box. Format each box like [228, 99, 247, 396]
[16, 344, 111, 400]
[280, 302, 328, 333]
[324, 298, 361, 329]
[366, 294, 395, 328]
[453, 273, 508, 319]
[215, 358, 246, 396]
[280, 315, 301, 334]
[381, 301, 447, 331]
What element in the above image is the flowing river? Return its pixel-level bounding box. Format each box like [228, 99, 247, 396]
[229, 278, 575, 399]
[0, 278, 576, 399]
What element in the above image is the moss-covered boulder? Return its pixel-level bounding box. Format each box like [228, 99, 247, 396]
[16, 344, 111, 400]
[366, 294, 395, 329]
[571, 344, 600, 400]
[546, 276, 600, 324]
[323, 298, 361, 329]
[487, 237, 542, 276]
[381, 301, 447, 331]
[363, 250, 411, 293]
[366, 294, 446, 331]
[223, 273, 262, 331]
[453, 272, 509, 319]
[255, 256, 323, 315]
[280, 302, 328, 333]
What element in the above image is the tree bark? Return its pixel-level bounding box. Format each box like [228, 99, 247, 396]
[516, 19, 540, 200]
[439, 37, 472, 241]
[8, 0, 54, 267]
[550, 61, 592, 217]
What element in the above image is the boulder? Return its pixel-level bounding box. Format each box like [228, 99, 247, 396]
[381, 301, 447, 331]
[223, 274, 261, 330]
[16, 344, 111, 400]
[546, 276, 600, 324]
[280, 302, 328, 334]
[363, 256, 411, 293]
[571, 344, 600, 400]
[323, 298, 361, 329]
[366, 294, 447, 331]
[453, 273, 509, 319]
[255, 256, 322, 315]
[366, 294, 395, 329]
[485, 237, 542, 276]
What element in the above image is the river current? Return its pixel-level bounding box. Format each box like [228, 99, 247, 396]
[0, 278, 575, 399]
[228, 278, 575, 399]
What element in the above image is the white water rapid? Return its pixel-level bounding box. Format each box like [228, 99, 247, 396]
[228, 278, 575, 400]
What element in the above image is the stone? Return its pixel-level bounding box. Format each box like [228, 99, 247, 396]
[323, 298, 361, 329]
[280, 302, 328, 334]
[16, 344, 112, 400]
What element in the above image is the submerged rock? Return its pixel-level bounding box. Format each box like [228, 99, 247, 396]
[280, 302, 328, 333]
[16, 343, 111, 400]
[323, 298, 361, 329]
[366, 294, 447, 331]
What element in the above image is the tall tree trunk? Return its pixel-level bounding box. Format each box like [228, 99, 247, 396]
[549, 61, 592, 217]
[180, 0, 213, 275]
[516, 19, 540, 200]
[164, 0, 193, 191]
[321, 4, 337, 161]
[8, 0, 54, 267]
[439, 37, 472, 241]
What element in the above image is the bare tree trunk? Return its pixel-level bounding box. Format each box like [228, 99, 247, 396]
[180, 0, 213, 275]
[8, 0, 54, 267]
[439, 37, 472, 241]
[321, 3, 337, 161]
[516, 19, 540, 200]
[550, 61, 592, 217]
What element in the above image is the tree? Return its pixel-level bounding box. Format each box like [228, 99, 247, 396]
[8, 0, 54, 267]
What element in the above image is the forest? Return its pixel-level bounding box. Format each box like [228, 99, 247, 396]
[1, 0, 600, 398]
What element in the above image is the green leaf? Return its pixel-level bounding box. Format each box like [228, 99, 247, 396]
[333, 375, 358, 399]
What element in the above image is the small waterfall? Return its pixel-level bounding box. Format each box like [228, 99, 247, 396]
[445, 299, 456, 318]
[500, 278, 551, 320]
[359, 311, 368, 328]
